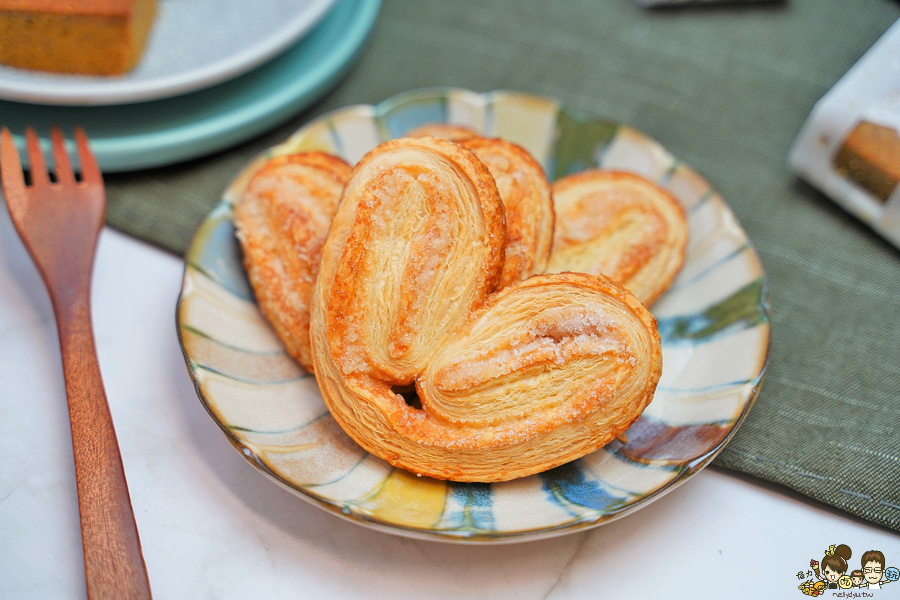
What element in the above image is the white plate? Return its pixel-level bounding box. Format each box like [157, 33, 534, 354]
[0, 0, 338, 106]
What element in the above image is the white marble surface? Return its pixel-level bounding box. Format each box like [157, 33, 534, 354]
[0, 205, 898, 599]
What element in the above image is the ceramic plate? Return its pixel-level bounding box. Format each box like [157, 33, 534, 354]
[1, 0, 380, 173]
[177, 88, 770, 543]
[0, 0, 338, 106]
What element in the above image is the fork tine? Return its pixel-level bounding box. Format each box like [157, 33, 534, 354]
[1, 128, 27, 206]
[74, 127, 102, 186]
[25, 127, 49, 188]
[51, 126, 75, 186]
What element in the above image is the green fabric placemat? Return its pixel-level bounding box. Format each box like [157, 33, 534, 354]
[104, 0, 900, 531]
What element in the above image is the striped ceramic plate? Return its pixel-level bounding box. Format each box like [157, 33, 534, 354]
[177, 88, 770, 543]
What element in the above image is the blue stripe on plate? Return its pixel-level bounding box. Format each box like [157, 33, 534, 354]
[540, 463, 628, 514]
[444, 482, 495, 531]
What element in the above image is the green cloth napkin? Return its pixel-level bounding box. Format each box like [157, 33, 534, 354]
[104, 0, 900, 532]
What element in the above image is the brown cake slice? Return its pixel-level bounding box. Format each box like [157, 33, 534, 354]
[0, 0, 156, 75]
[834, 120, 900, 203]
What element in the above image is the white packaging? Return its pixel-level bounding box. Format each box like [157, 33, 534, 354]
[789, 18, 900, 249]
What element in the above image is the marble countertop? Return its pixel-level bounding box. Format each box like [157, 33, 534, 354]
[1, 208, 897, 599]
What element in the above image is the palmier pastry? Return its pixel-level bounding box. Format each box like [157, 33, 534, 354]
[547, 170, 688, 306]
[406, 123, 478, 141]
[461, 137, 555, 288]
[310, 137, 662, 482]
[235, 152, 352, 371]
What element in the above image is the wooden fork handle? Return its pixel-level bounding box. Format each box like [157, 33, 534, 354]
[55, 293, 152, 600]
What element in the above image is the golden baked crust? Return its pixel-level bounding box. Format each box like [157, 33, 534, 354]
[547, 170, 688, 306]
[0, 0, 156, 75]
[461, 137, 555, 288]
[406, 123, 479, 141]
[235, 152, 353, 371]
[310, 138, 661, 482]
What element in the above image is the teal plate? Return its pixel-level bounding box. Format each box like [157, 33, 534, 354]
[177, 89, 771, 543]
[0, 0, 380, 172]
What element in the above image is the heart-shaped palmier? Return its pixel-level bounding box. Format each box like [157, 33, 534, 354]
[547, 170, 688, 306]
[310, 137, 662, 482]
[234, 152, 352, 370]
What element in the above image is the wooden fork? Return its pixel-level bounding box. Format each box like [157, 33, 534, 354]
[1, 127, 152, 600]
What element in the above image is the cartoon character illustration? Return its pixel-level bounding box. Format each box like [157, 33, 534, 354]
[839, 575, 852, 589]
[811, 544, 852, 590]
[860, 550, 896, 589]
[851, 570, 864, 587]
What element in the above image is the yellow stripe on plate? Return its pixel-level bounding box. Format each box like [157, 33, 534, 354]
[359, 470, 448, 529]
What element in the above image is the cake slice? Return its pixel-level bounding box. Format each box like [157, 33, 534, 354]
[834, 120, 900, 203]
[0, 0, 156, 75]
